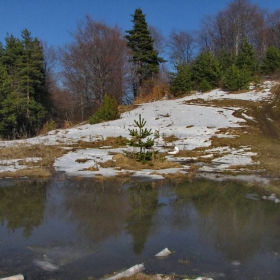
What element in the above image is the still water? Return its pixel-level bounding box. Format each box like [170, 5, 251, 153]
[0, 175, 280, 280]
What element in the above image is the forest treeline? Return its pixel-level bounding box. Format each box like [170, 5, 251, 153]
[0, 0, 280, 139]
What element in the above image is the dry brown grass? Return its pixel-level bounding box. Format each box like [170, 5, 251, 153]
[0, 144, 66, 163]
[77, 136, 128, 149]
[210, 125, 280, 176]
[112, 153, 182, 171]
[118, 104, 139, 114]
[185, 98, 266, 109]
[175, 147, 217, 164]
[0, 167, 51, 178]
[154, 165, 198, 183]
[75, 158, 90, 163]
[163, 135, 179, 143]
[134, 84, 170, 104]
[0, 144, 67, 178]
[98, 160, 116, 168]
[80, 166, 99, 172]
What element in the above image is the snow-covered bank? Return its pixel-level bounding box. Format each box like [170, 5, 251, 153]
[0, 81, 278, 180]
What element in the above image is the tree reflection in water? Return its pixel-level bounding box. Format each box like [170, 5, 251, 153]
[125, 183, 158, 254]
[173, 178, 280, 262]
[61, 178, 129, 242]
[1, 176, 280, 279]
[0, 180, 47, 238]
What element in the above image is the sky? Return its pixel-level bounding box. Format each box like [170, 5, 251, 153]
[0, 0, 279, 49]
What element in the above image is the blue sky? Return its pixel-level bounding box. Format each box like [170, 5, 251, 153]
[0, 0, 279, 48]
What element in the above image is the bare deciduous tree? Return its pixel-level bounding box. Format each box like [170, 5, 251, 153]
[168, 30, 196, 65]
[149, 26, 169, 85]
[149, 25, 166, 55]
[266, 9, 280, 49]
[59, 15, 128, 121]
[197, 0, 266, 57]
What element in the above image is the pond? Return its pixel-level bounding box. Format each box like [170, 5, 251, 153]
[0, 175, 280, 280]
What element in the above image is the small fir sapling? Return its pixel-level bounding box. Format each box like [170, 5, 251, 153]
[128, 114, 155, 162]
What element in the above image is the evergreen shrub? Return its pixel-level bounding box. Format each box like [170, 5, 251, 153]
[222, 64, 250, 91]
[261, 47, 280, 74]
[89, 94, 119, 124]
[42, 119, 56, 134]
[199, 79, 212, 92]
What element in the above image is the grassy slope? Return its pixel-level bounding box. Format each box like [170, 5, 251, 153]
[212, 83, 280, 177]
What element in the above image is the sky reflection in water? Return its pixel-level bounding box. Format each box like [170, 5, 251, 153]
[0, 176, 280, 280]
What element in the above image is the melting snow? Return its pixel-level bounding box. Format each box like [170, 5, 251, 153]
[0, 81, 277, 179]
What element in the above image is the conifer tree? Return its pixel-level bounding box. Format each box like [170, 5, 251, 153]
[0, 62, 11, 102]
[261, 46, 280, 74]
[169, 63, 192, 96]
[125, 8, 165, 98]
[17, 29, 51, 110]
[222, 64, 250, 91]
[89, 94, 119, 124]
[0, 30, 51, 138]
[217, 48, 234, 75]
[191, 51, 221, 91]
[128, 114, 155, 162]
[235, 38, 257, 77]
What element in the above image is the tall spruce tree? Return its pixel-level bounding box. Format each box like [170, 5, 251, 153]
[125, 8, 165, 98]
[17, 30, 46, 104]
[0, 30, 50, 138]
[0, 62, 11, 102]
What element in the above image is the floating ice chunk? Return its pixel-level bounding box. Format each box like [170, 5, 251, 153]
[34, 260, 59, 271]
[105, 264, 144, 280]
[0, 275, 24, 280]
[246, 193, 260, 200]
[262, 193, 280, 203]
[267, 193, 276, 201]
[231, 260, 241, 266]
[155, 248, 171, 257]
[183, 277, 213, 280]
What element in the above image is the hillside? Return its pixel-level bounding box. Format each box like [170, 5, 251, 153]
[0, 80, 280, 187]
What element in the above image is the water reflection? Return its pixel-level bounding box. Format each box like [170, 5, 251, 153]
[0, 177, 280, 279]
[173, 179, 280, 262]
[0, 180, 46, 237]
[126, 183, 158, 254]
[60, 178, 129, 242]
